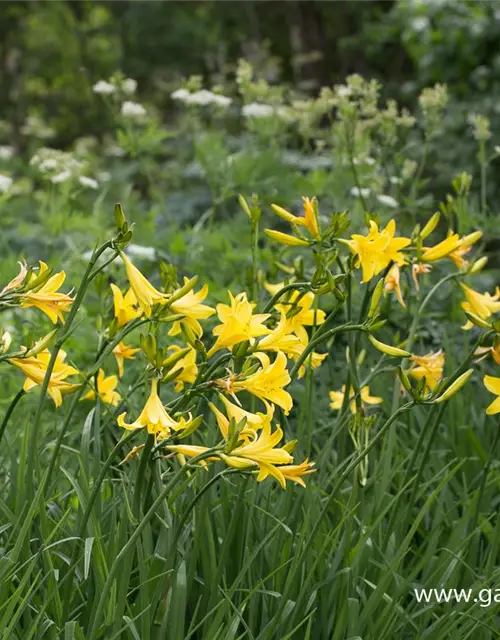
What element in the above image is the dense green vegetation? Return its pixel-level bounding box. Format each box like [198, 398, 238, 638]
[2, 2, 500, 639]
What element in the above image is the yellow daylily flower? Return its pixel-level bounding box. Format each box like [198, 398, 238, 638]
[448, 231, 482, 269]
[344, 219, 410, 283]
[168, 279, 215, 338]
[219, 421, 294, 488]
[120, 252, 167, 317]
[117, 378, 194, 439]
[110, 284, 142, 327]
[257, 313, 304, 358]
[460, 284, 500, 330]
[295, 349, 328, 379]
[384, 263, 406, 308]
[275, 290, 326, 344]
[208, 292, 270, 356]
[225, 351, 293, 414]
[329, 385, 382, 414]
[422, 231, 481, 265]
[264, 230, 310, 247]
[209, 394, 274, 438]
[82, 369, 121, 406]
[409, 350, 445, 391]
[276, 459, 316, 487]
[20, 261, 73, 324]
[484, 375, 500, 415]
[1, 261, 27, 295]
[271, 196, 320, 239]
[165, 345, 198, 391]
[9, 348, 80, 407]
[113, 341, 140, 377]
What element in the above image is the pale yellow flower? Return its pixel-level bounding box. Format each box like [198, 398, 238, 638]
[117, 378, 194, 439]
[409, 350, 445, 391]
[384, 263, 405, 308]
[113, 341, 140, 377]
[82, 369, 121, 406]
[165, 345, 198, 391]
[110, 284, 142, 327]
[208, 292, 270, 356]
[460, 283, 500, 330]
[20, 261, 73, 324]
[168, 279, 215, 338]
[329, 385, 382, 414]
[120, 253, 167, 317]
[344, 220, 410, 283]
[225, 351, 293, 414]
[9, 348, 80, 407]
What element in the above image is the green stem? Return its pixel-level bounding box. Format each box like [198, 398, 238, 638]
[251, 220, 259, 302]
[0, 388, 25, 446]
[87, 448, 220, 640]
[263, 282, 311, 313]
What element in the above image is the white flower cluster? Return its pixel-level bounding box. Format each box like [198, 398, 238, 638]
[242, 103, 275, 118]
[121, 101, 147, 118]
[93, 76, 137, 96]
[0, 174, 13, 193]
[30, 148, 98, 189]
[171, 88, 232, 108]
[0, 146, 14, 160]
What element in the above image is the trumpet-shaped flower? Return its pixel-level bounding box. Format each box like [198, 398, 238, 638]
[483, 375, 500, 415]
[82, 369, 120, 406]
[271, 196, 320, 239]
[275, 291, 326, 344]
[168, 280, 215, 338]
[329, 385, 382, 414]
[9, 348, 80, 407]
[384, 263, 405, 308]
[110, 284, 142, 327]
[344, 219, 410, 283]
[113, 341, 140, 377]
[460, 284, 500, 330]
[117, 378, 193, 439]
[120, 253, 167, 317]
[409, 350, 445, 391]
[208, 292, 270, 356]
[209, 394, 274, 438]
[165, 345, 198, 391]
[225, 351, 293, 414]
[422, 231, 482, 265]
[257, 313, 304, 357]
[20, 262, 73, 324]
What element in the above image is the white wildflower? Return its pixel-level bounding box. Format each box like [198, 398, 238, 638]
[0, 174, 13, 193]
[51, 170, 72, 184]
[121, 101, 147, 118]
[242, 103, 274, 118]
[171, 88, 190, 102]
[350, 186, 371, 198]
[79, 176, 99, 190]
[122, 78, 137, 94]
[0, 146, 14, 160]
[376, 194, 399, 208]
[93, 80, 115, 95]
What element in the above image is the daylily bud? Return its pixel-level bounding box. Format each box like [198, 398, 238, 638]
[167, 276, 199, 306]
[464, 311, 491, 330]
[271, 204, 297, 224]
[264, 229, 310, 247]
[397, 366, 413, 394]
[224, 417, 247, 454]
[238, 194, 252, 219]
[368, 334, 411, 358]
[469, 256, 488, 274]
[368, 319, 387, 331]
[180, 323, 198, 349]
[114, 203, 127, 231]
[420, 212, 440, 240]
[162, 346, 191, 371]
[367, 279, 384, 318]
[435, 369, 474, 403]
[1, 329, 12, 353]
[177, 415, 203, 439]
[24, 329, 58, 357]
[139, 334, 157, 363]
